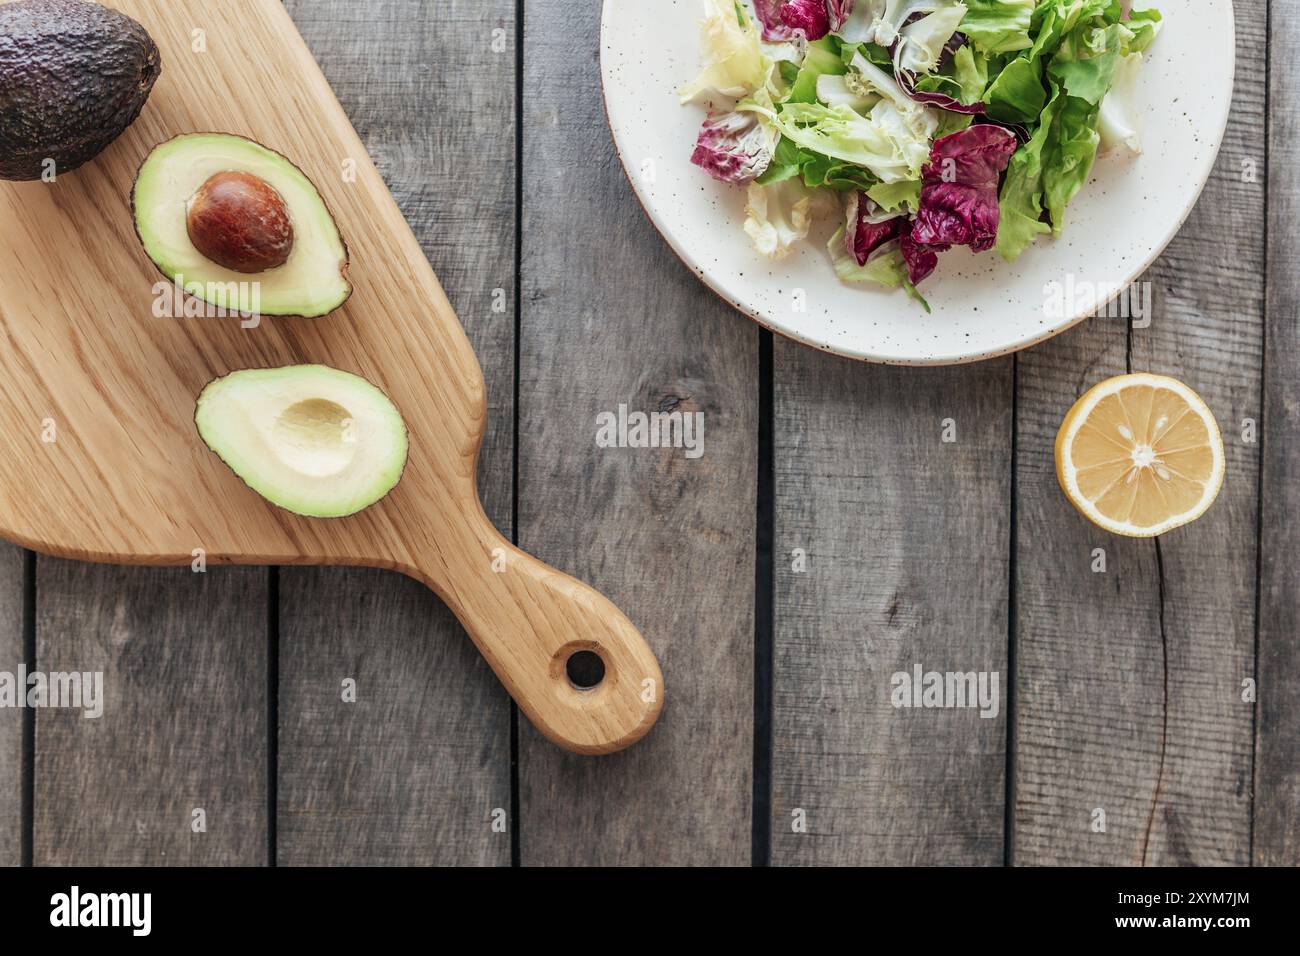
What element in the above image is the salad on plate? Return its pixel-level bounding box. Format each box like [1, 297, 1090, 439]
[680, 0, 1163, 307]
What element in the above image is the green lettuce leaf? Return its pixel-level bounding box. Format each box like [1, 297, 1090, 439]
[934, 111, 976, 137]
[1123, 6, 1163, 54]
[996, 63, 1106, 261]
[952, 45, 991, 102]
[789, 38, 846, 104]
[829, 224, 907, 286]
[996, 81, 1062, 261]
[1048, 21, 1123, 105]
[867, 178, 922, 213]
[752, 99, 930, 183]
[828, 222, 932, 310]
[678, 0, 772, 104]
[1028, 0, 1109, 61]
[1042, 92, 1102, 232]
[757, 137, 883, 194]
[799, 151, 879, 191]
[777, 59, 801, 88]
[838, 39, 894, 71]
[984, 54, 1047, 124]
[914, 44, 989, 107]
[744, 178, 818, 259]
[1098, 51, 1146, 153]
[754, 136, 807, 185]
[896, 4, 971, 74]
[960, 0, 1036, 55]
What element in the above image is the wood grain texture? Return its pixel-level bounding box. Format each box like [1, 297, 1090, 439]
[771, 354, 1012, 865]
[277, 567, 509, 866]
[0, 545, 22, 866]
[517, 0, 758, 865]
[1013, 2, 1265, 865]
[1256, 0, 1300, 867]
[0, 0, 660, 754]
[33, 560, 267, 865]
[1013, 324, 1169, 863]
[276, 0, 513, 866]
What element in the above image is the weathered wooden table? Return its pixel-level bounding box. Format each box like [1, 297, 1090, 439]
[0, 0, 1293, 867]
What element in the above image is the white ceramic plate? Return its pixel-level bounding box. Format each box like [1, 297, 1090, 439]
[600, 0, 1235, 365]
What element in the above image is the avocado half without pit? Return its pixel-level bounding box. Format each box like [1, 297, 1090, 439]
[133, 134, 351, 317]
[196, 366, 409, 519]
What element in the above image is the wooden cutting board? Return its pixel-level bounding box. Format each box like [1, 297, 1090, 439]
[0, 0, 663, 755]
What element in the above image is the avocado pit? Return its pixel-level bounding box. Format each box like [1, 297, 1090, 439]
[186, 170, 294, 273]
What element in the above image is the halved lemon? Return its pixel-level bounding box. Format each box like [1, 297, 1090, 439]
[1055, 374, 1225, 538]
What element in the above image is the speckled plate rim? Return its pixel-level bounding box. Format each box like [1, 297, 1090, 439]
[599, 0, 1236, 366]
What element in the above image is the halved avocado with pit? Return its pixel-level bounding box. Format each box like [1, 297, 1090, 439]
[133, 133, 351, 317]
[196, 365, 408, 519]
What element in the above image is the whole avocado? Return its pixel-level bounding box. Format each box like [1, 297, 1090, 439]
[0, 0, 161, 181]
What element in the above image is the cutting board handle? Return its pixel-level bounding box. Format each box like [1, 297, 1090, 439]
[403, 511, 664, 755]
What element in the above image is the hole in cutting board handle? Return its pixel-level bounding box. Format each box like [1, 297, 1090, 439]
[565, 650, 606, 690]
[549, 641, 609, 692]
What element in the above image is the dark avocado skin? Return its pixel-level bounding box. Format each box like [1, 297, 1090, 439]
[0, 0, 161, 181]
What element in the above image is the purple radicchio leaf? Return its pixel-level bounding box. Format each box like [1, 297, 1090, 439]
[690, 111, 775, 184]
[845, 191, 903, 266]
[898, 220, 940, 286]
[825, 0, 854, 32]
[752, 0, 798, 40]
[756, 0, 852, 43]
[911, 124, 1018, 253]
[845, 190, 937, 286]
[781, 0, 833, 41]
[753, 0, 837, 41]
[940, 31, 968, 68]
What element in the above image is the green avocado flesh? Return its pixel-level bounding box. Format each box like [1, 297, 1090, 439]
[134, 134, 351, 317]
[0, 0, 161, 181]
[196, 366, 408, 519]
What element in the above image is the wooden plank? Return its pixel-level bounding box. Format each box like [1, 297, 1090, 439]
[0, 545, 23, 866]
[1256, 0, 1300, 867]
[33, 561, 267, 865]
[1013, 323, 1167, 864]
[517, 0, 757, 865]
[275, 0, 513, 865]
[771, 355, 1012, 865]
[276, 567, 510, 865]
[1013, 3, 1266, 865]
